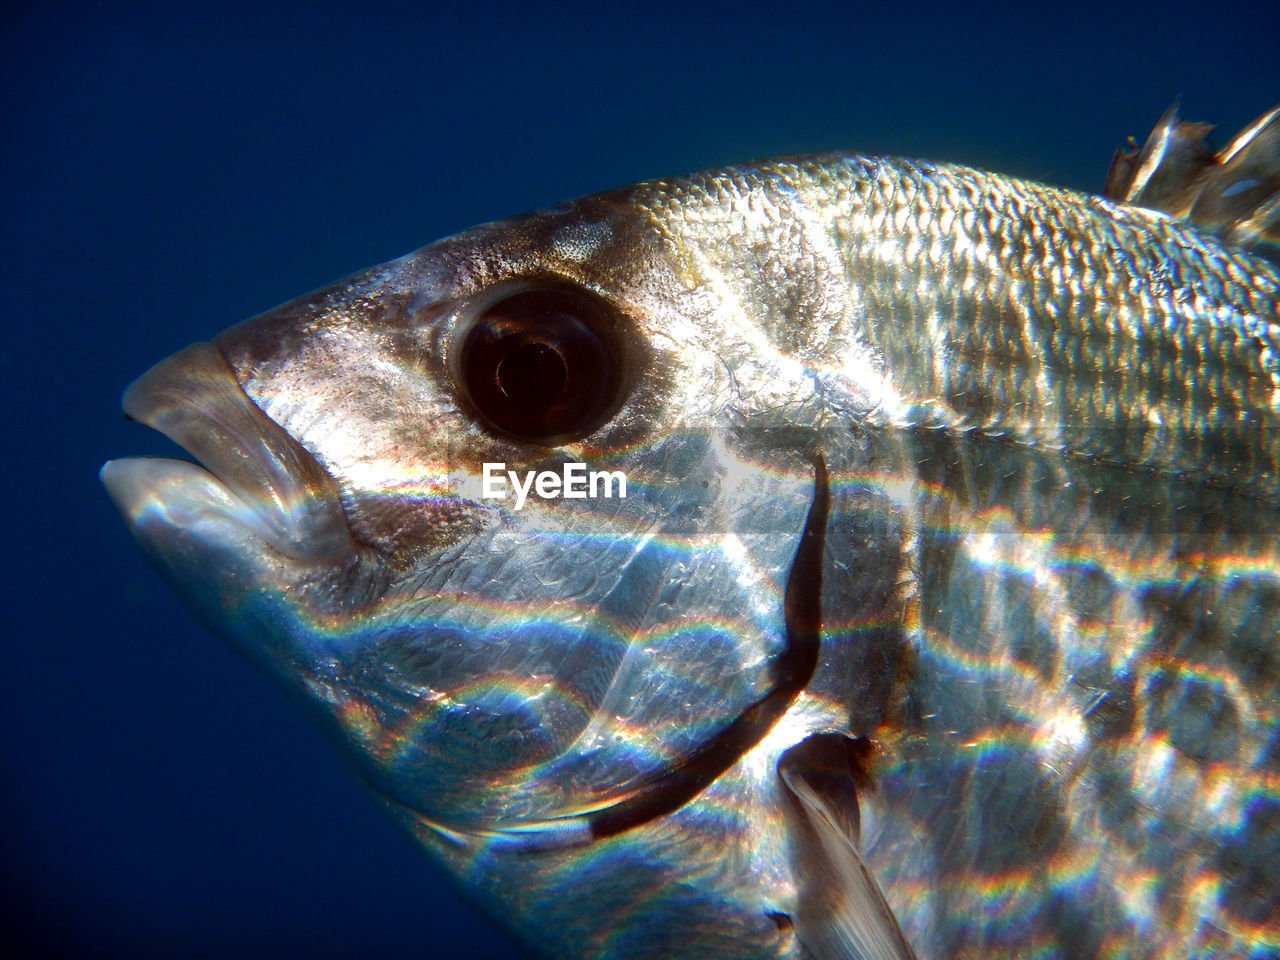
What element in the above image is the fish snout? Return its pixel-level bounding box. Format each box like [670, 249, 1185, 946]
[103, 340, 360, 566]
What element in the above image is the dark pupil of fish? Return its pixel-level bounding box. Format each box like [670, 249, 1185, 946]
[495, 342, 567, 408]
[460, 289, 618, 441]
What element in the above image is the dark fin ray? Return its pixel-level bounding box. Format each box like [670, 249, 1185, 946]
[1104, 102, 1280, 262]
[1190, 105, 1280, 257]
[1104, 101, 1217, 215]
[778, 733, 917, 960]
[589, 454, 828, 837]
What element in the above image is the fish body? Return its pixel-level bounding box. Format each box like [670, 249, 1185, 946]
[104, 135, 1280, 958]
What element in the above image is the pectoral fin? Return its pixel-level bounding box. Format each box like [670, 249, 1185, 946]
[777, 734, 917, 960]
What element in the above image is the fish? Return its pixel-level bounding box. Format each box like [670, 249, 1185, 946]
[102, 104, 1280, 959]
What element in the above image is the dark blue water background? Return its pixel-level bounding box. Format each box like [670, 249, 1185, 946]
[3, 1, 1276, 957]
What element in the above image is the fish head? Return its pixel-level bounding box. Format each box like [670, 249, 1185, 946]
[102, 187, 839, 835]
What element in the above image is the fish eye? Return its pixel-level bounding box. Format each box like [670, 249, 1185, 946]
[458, 287, 620, 442]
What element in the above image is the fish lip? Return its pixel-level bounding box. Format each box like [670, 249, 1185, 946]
[105, 340, 360, 565]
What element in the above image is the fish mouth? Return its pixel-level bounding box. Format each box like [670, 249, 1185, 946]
[101, 341, 360, 565]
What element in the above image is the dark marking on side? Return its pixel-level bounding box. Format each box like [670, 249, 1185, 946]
[590, 454, 829, 838]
